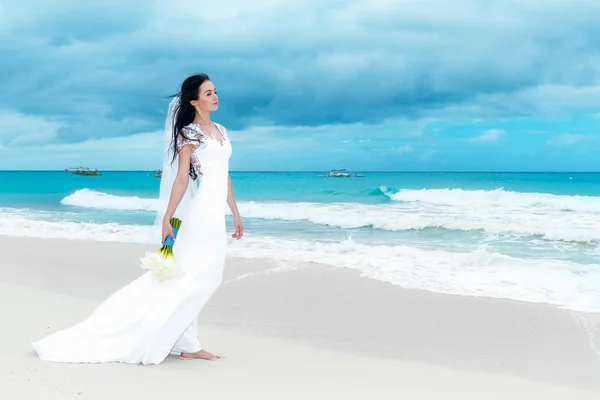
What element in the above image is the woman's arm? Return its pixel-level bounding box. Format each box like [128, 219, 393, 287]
[227, 175, 244, 239]
[227, 175, 240, 218]
[161, 145, 192, 242]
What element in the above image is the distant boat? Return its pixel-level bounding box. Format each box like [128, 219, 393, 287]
[326, 169, 352, 177]
[65, 167, 102, 176]
[323, 168, 364, 178]
[152, 170, 162, 178]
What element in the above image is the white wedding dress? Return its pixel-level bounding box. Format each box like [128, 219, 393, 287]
[32, 120, 232, 365]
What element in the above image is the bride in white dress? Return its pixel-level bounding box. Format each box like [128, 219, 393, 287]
[32, 73, 243, 364]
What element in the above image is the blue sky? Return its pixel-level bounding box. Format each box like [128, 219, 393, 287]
[1, 0, 599, 171]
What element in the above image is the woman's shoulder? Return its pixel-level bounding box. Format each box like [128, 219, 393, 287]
[182, 123, 199, 133]
[213, 122, 227, 131]
[177, 124, 200, 148]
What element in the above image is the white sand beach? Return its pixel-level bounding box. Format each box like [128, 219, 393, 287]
[1, 236, 600, 399]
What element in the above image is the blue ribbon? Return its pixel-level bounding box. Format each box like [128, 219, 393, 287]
[163, 227, 178, 247]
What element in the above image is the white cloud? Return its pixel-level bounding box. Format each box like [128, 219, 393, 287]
[419, 150, 439, 161]
[471, 129, 505, 142]
[0, 109, 61, 146]
[547, 133, 585, 146]
[468, 84, 600, 118]
[390, 144, 414, 154]
[0, 130, 165, 170]
[57, 131, 161, 150]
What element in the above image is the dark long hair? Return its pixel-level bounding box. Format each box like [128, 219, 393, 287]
[168, 73, 211, 180]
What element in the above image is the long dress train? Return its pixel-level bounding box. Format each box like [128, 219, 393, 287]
[32, 122, 232, 365]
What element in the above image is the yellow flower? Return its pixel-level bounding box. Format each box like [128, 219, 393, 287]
[139, 252, 164, 272]
[159, 256, 184, 280]
[140, 249, 184, 282]
[139, 221, 185, 282]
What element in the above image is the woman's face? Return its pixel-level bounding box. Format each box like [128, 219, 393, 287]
[191, 80, 218, 112]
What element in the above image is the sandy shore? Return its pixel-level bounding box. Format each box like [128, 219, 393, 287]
[1, 236, 600, 399]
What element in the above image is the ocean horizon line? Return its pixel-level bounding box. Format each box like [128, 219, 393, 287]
[1, 169, 600, 174]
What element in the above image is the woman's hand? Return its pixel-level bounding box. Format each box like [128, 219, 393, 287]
[162, 218, 175, 244]
[232, 215, 244, 240]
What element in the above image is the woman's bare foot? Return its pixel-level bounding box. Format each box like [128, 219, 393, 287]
[179, 349, 222, 361]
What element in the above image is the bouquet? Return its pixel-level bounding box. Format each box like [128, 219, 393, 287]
[139, 217, 184, 281]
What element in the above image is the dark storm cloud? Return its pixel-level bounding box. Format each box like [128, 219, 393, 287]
[1, 0, 600, 145]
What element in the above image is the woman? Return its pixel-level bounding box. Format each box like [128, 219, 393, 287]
[32, 73, 243, 364]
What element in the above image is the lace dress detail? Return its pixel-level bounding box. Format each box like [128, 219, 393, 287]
[177, 127, 204, 174]
[177, 123, 229, 176]
[187, 123, 228, 146]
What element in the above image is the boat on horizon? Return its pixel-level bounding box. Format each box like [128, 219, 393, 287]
[323, 168, 364, 178]
[65, 167, 102, 176]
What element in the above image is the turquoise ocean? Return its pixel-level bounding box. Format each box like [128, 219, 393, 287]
[1, 171, 599, 313]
